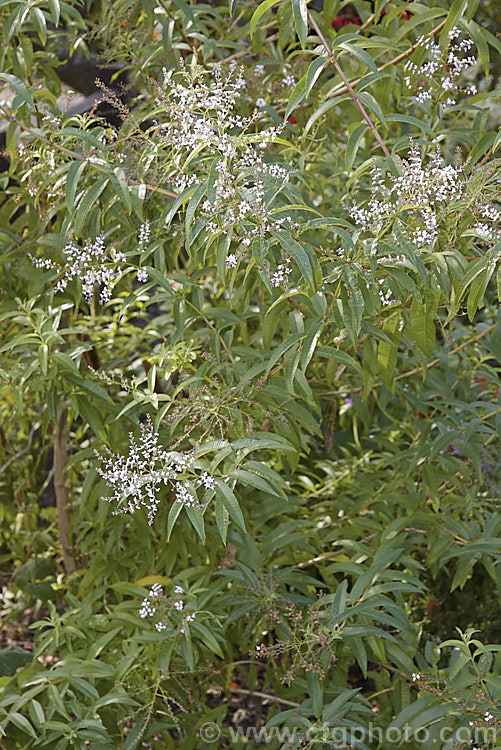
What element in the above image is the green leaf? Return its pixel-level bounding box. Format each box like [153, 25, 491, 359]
[337, 42, 378, 73]
[185, 178, 208, 238]
[65, 161, 87, 213]
[317, 345, 362, 374]
[9, 713, 37, 739]
[292, 0, 307, 48]
[31, 7, 47, 45]
[0, 647, 33, 676]
[250, 0, 281, 38]
[215, 480, 246, 531]
[215, 497, 229, 544]
[185, 500, 206, 543]
[111, 166, 132, 212]
[74, 178, 109, 236]
[467, 264, 494, 322]
[265, 331, 304, 374]
[410, 292, 438, 356]
[171, 0, 196, 25]
[277, 233, 319, 291]
[285, 57, 327, 120]
[439, 0, 467, 49]
[48, 0, 61, 25]
[377, 314, 401, 391]
[345, 124, 366, 172]
[228, 468, 281, 497]
[0, 73, 34, 111]
[467, 20, 491, 77]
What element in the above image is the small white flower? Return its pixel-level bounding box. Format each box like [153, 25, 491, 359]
[412, 673, 420, 682]
[150, 583, 163, 597]
[256, 97, 266, 108]
[254, 64, 264, 77]
[174, 600, 183, 611]
[282, 74, 296, 88]
[174, 585, 184, 595]
[186, 614, 195, 622]
[226, 253, 238, 269]
[155, 622, 167, 632]
[201, 472, 217, 490]
[137, 269, 148, 283]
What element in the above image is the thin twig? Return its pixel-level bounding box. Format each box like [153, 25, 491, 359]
[229, 686, 300, 708]
[0, 103, 176, 199]
[294, 533, 377, 569]
[318, 322, 498, 397]
[0, 424, 37, 478]
[307, 11, 390, 158]
[325, 19, 447, 101]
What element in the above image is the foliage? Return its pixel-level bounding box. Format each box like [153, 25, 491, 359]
[0, 0, 500, 747]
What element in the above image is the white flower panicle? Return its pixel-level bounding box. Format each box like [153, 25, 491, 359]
[152, 63, 291, 255]
[270, 260, 293, 288]
[404, 28, 478, 105]
[350, 145, 465, 247]
[138, 220, 151, 246]
[95, 416, 217, 524]
[31, 235, 123, 304]
[138, 583, 196, 634]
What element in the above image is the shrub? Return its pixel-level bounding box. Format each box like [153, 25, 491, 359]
[0, 0, 500, 747]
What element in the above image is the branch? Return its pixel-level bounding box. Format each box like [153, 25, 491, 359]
[0, 102, 176, 199]
[307, 11, 390, 159]
[319, 322, 498, 398]
[53, 408, 76, 575]
[0, 424, 36, 478]
[325, 19, 447, 101]
[229, 686, 300, 708]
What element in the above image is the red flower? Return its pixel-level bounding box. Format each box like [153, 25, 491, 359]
[332, 15, 361, 29]
[287, 115, 297, 124]
[427, 599, 440, 616]
[380, 8, 411, 20]
[471, 376, 487, 391]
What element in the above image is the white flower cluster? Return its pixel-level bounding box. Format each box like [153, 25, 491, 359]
[470, 205, 500, 243]
[270, 260, 292, 288]
[138, 220, 151, 246]
[31, 235, 124, 304]
[351, 145, 465, 247]
[95, 417, 217, 524]
[378, 284, 398, 307]
[282, 75, 296, 89]
[153, 63, 292, 253]
[404, 28, 477, 106]
[139, 582, 163, 618]
[139, 583, 196, 634]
